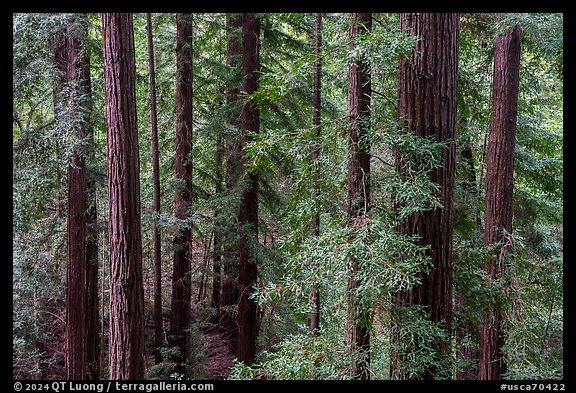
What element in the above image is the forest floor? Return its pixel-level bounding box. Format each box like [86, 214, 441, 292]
[198, 325, 235, 379]
[142, 302, 236, 379]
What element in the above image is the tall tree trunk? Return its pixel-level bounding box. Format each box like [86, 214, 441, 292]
[63, 14, 99, 380]
[236, 12, 260, 366]
[170, 12, 194, 369]
[456, 134, 480, 380]
[211, 131, 224, 320]
[102, 12, 145, 380]
[309, 12, 322, 336]
[65, 15, 87, 380]
[146, 12, 164, 365]
[346, 12, 372, 380]
[391, 13, 459, 380]
[71, 14, 100, 380]
[478, 15, 522, 381]
[221, 13, 242, 351]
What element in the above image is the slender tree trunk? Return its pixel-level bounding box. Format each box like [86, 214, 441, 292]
[102, 12, 145, 380]
[456, 136, 480, 380]
[65, 16, 87, 380]
[146, 12, 164, 365]
[63, 14, 99, 380]
[391, 13, 459, 380]
[169, 12, 194, 369]
[211, 131, 224, 320]
[236, 12, 260, 366]
[461, 140, 478, 193]
[211, 227, 222, 318]
[346, 12, 372, 380]
[478, 15, 522, 381]
[221, 13, 242, 351]
[309, 12, 322, 336]
[71, 14, 100, 380]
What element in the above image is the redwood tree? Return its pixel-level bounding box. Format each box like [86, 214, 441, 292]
[346, 12, 372, 380]
[221, 12, 242, 350]
[102, 12, 145, 380]
[64, 13, 99, 380]
[236, 12, 260, 365]
[146, 12, 164, 365]
[309, 12, 322, 336]
[65, 16, 87, 380]
[478, 15, 523, 380]
[169, 12, 194, 368]
[391, 13, 459, 380]
[211, 131, 224, 319]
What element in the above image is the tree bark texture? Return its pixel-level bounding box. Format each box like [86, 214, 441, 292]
[309, 12, 322, 336]
[146, 12, 164, 365]
[346, 12, 372, 380]
[478, 16, 522, 381]
[221, 13, 242, 351]
[391, 13, 459, 380]
[65, 16, 87, 380]
[64, 14, 99, 380]
[236, 12, 260, 366]
[102, 12, 145, 380]
[72, 14, 101, 380]
[169, 12, 194, 367]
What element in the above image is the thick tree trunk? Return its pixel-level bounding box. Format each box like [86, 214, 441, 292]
[146, 12, 164, 365]
[309, 12, 322, 336]
[478, 16, 522, 381]
[391, 13, 459, 380]
[346, 12, 372, 380]
[102, 12, 145, 380]
[65, 16, 87, 379]
[220, 14, 242, 351]
[236, 12, 260, 366]
[170, 12, 194, 368]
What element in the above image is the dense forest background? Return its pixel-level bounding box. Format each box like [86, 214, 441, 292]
[13, 12, 563, 381]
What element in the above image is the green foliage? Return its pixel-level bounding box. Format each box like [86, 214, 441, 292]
[390, 305, 452, 379]
[13, 12, 563, 380]
[232, 333, 349, 380]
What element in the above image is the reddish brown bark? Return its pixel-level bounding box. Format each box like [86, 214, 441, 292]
[310, 12, 322, 336]
[146, 12, 164, 365]
[478, 16, 522, 381]
[64, 14, 99, 380]
[102, 12, 145, 380]
[71, 14, 100, 380]
[169, 13, 194, 368]
[391, 13, 459, 380]
[65, 16, 87, 378]
[236, 12, 260, 366]
[346, 12, 372, 380]
[221, 13, 242, 351]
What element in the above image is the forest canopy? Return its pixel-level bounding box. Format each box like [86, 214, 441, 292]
[13, 12, 562, 381]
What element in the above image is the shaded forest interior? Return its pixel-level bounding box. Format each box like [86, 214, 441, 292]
[13, 12, 563, 381]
